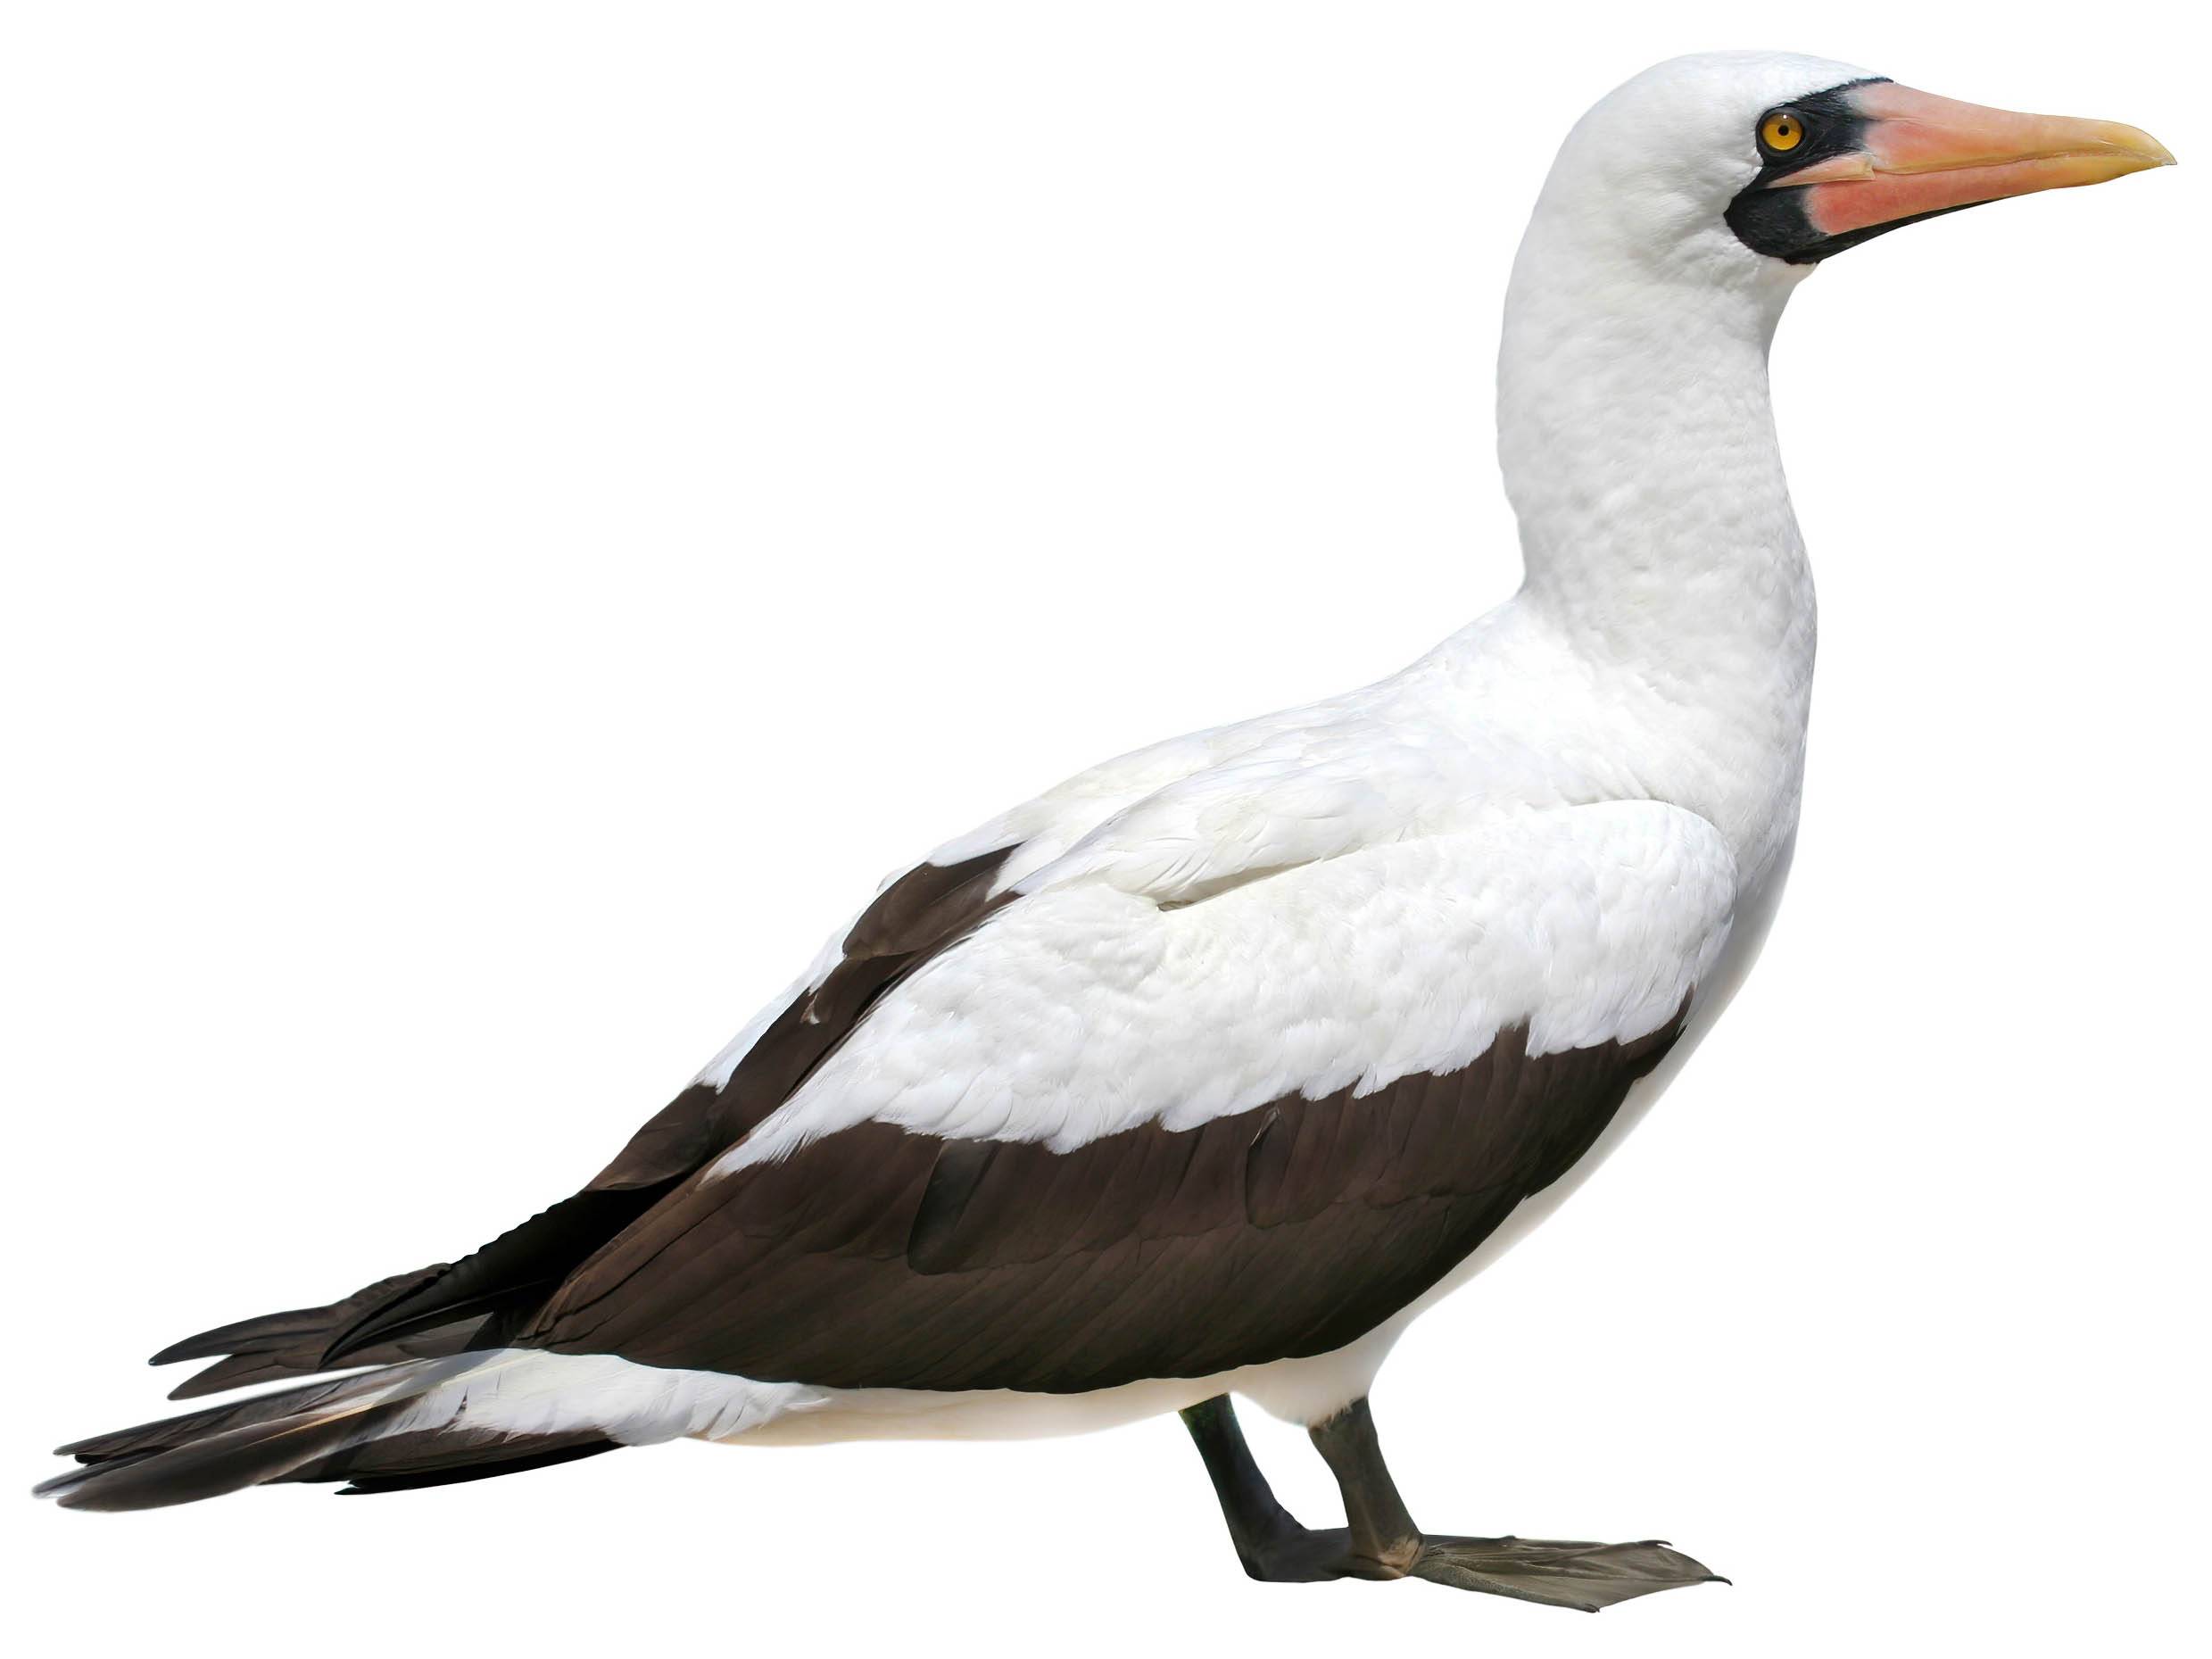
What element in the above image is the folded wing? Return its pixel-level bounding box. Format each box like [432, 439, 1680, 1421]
[521, 800, 1737, 1391]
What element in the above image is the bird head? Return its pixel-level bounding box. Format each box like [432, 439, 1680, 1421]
[1531, 53, 2172, 286]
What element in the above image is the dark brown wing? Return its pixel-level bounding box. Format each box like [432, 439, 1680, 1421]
[158, 848, 1019, 1383]
[587, 846, 1020, 1191]
[518, 1007, 1687, 1393]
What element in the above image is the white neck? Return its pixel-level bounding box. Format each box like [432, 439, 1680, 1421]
[1496, 212, 1817, 685]
[1430, 211, 1821, 887]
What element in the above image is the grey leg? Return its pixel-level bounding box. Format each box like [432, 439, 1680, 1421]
[1180, 1393, 1725, 1611]
[1178, 1395, 1351, 1581]
[1306, 1398, 1424, 1576]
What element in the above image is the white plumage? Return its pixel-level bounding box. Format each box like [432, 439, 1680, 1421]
[40, 52, 2171, 1606]
[725, 804, 1736, 1166]
[668, 59, 1857, 1435]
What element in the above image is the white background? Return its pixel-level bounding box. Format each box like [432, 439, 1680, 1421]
[5, 4, 2206, 1655]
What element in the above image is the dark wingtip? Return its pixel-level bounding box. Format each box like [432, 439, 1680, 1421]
[147, 1335, 220, 1366]
[164, 1351, 295, 1400]
[147, 1268, 457, 1370]
[329, 1435, 622, 1495]
[33, 1448, 160, 1503]
[147, 1315, 284, 1365]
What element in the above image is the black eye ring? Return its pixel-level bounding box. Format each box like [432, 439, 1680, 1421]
[1758, 108, 1810, 156]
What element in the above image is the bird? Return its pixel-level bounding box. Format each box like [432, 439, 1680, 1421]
[38, 51, 2172, 1613]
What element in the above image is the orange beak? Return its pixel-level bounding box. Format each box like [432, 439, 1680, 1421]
[1778, 82, 2174, 240]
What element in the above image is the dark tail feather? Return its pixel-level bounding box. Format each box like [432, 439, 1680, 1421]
[54, 1369, 402, 1464]
[297, 1431, 622, 1495]
[38, 1386, 417, 1512]
[39, 1353, 633, 1512]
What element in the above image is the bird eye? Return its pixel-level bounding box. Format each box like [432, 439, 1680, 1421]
[1759, 110, 1807, 153]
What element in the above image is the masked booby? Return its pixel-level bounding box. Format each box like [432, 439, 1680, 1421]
[38, 51, 2173, 1612]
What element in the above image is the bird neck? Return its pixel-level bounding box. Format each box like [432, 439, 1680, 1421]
[1495, 222, 1817, 691]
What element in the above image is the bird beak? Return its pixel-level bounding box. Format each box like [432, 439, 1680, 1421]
[1775, 82, 2174, 241]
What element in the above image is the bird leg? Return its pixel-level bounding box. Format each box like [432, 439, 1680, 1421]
[1179, 1394, 1724, 1611]
[1177, 1394, 1353, 1581]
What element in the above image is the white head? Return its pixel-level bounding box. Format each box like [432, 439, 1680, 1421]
[1495, 54, 2171, 646]
[1523, 51, 2172, 299]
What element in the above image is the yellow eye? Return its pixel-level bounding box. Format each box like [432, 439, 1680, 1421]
[1760, 111, 1806, 152]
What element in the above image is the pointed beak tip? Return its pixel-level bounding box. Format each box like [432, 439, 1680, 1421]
[2106, 122, 2176, 170]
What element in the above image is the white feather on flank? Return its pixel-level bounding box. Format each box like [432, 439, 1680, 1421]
[320, 1345, 1419, 1451]
[376, 1351, 829, 1446]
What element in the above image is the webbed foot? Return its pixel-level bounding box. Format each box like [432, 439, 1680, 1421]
[1410, 1533, 1722, 1610]
[1181, 1395, 1725, 1612]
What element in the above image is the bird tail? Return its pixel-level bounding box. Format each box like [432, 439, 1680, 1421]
[35, 1351, 624, 1512]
